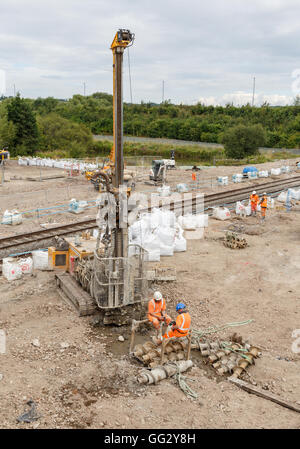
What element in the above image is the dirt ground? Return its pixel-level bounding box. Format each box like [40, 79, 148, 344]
[0, 208, 299, 429]
[0, 158, 299, 429]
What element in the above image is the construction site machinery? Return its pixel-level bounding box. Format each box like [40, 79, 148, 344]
[0, 148, 9, 165]
[55, 29, 149, 325]
[149, 159, 175, 184]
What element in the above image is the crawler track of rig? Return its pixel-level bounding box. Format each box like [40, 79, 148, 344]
[0, 176, 300, 253]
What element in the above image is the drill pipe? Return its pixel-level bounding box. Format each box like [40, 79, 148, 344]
[137, 360, 194, 385]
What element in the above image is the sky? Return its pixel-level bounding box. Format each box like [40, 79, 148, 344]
[0, 0, 300, 106]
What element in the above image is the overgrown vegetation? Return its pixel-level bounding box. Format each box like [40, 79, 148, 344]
[0, 92, 300, 161]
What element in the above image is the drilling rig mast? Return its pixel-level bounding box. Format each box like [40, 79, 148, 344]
[55, 30, 148, 324]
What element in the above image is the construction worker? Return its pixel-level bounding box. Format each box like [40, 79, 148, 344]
[250, 191, 259, 216]
[148, 291, 171, 330]
[259, 192, 268, 222]
[163, 303, 191, 339]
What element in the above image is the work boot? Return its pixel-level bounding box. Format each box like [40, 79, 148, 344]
[152, 336, 162, 346]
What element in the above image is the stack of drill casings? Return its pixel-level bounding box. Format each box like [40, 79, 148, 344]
[223, 232, 248, 249]
[198, 340, 260, 377]
[134, 339, 188, 369]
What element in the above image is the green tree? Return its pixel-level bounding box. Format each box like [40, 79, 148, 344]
[222, 124, 266, 159]
[6, 93, 39, 155]
[37, 113, 93, 156]
[0, 115, 16, 150]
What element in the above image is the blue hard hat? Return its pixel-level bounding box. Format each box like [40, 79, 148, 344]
[176, 302, 186, 312]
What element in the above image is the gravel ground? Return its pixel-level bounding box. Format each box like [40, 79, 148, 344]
[0, 203, 299, 428]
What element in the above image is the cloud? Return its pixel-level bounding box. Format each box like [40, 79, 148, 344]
[198, 91, 292, 106]
[0, 0, 299, 104]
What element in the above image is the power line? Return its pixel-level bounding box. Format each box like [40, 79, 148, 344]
[127, 48, 133, 103]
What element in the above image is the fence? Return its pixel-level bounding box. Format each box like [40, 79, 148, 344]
[0, 184, 99, 215]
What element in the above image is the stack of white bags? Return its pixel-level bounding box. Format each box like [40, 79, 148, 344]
[2, 250, 48, 281]
[18, 157, 98, 172]
[277, 189, 300, 202]
[128, 208, 208, 261]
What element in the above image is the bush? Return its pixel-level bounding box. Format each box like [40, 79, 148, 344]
[222, 124, 266, 159]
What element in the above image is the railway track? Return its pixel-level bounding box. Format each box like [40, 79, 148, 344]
[0, 219, 97, 251]
[0, 176, 300, 253]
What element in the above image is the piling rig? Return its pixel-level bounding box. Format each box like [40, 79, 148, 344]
[55, 29, 148, 325]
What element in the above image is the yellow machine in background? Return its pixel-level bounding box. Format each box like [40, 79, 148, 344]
[0, 148, 10, 164]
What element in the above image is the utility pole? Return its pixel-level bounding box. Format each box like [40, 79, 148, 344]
[162, 80, 164, 103]
[83, 82, 86, 96]
[13, 84, 16, 96]
[252, 77, 256, 106]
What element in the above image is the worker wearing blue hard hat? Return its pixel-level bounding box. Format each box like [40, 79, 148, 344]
[162, 302, 191, 339]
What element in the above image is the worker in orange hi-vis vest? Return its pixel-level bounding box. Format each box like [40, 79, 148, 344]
[259, 192, 268, 222]
[148, 291, 171, 330]
[192, 172, 196, 182]
[250, 191, 259, 216]
[162, 303, 191, 339]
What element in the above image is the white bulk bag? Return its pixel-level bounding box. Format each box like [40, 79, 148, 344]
[157, 185, 170, 197]
[217, 176, 228, 185]
[213, 207, 231, 220]
[1, 210, 23, 225]
[174, 226, 186, 252]
[176, 183, 189, 193]
[247, 171, 258, 179]
[271, 168, 281, 176]
[244, 205, 251, 216]
[3, 258, 22, 281]
[195, 214, 208, 228]
[32, 250, 49, 270]
[155, 227, 175, 247]
[259, 171, 268, 178]
[18, 257, 33, 275]
[159, 244, 174, 257]
[235, 201, 245, 215]
[144, 249, 161, 262]
[277, 192, 287, 203]
[141, 232, 160, 252]
[180, 214, 197, 230]
[232, 174, 242, 183]
[290, 189, 300, 200]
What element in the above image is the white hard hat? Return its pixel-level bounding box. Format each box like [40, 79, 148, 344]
[252, 191, 256, 194]
[154, 291, 163, 301]
[263, 192, 267, 195]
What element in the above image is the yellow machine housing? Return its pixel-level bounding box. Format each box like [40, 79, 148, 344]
[48, 247, 69, 271]
[48, 234, 98, 273]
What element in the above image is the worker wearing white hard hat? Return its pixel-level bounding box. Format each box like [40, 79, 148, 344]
[148, 291, 171, 330]
[250, 191, 259, 216]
